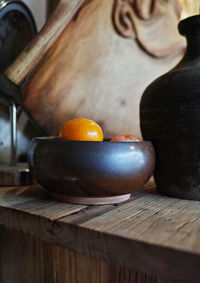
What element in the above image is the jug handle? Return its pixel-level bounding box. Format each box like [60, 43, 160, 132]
[4, 0, 85, 86]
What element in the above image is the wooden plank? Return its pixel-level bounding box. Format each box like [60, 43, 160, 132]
[0, 185, 47, 206]
[79, 193, 189, 235]
[22, 0, 184, 139]
[58, 193, 200, 282]
[11, 197, 86, 220]
[5, 0, 86, 85]
[0, 182, 153, 222]
[1, 185, 200, 281]
[65, 189, 149, 225]
[0, 226, 55, 283]
[0, 185, 86, 220]
[79, 192, 200, 253]
[0, 227, 174, 283]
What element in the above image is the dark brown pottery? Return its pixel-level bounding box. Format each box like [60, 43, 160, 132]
[140, 15, 200, 200]
[28, 137, 155, 205]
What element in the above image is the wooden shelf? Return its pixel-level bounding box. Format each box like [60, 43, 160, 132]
[0, 183, 200, 281]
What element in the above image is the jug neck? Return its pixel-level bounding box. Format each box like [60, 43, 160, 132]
[179, 16, 200, 60]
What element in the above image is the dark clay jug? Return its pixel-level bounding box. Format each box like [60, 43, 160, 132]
[140, 15, 200, 200]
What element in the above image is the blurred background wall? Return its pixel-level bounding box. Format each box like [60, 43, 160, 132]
[23, 0, 47, 30]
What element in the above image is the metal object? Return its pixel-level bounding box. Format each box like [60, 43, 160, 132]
[0, 0, 84, 186]
[0, 163, 32, 185]
[10, 102, 17, 166]
[0, 0, 36, 73]
[28, 138, 155, 205]
[0, 0, 38, 185]
[0, 73, 46, 133]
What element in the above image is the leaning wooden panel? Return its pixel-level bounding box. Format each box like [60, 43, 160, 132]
[23, 0, 185, 138]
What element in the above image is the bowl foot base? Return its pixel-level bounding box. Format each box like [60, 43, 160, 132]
[51, 193, 131, 205]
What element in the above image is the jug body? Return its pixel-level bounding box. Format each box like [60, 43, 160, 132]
[140, 16, 200, 200]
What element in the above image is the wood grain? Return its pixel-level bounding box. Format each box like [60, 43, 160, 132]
[0, 184, 200, 281]
[5, 0, 86, 85]
[0, 227, 175, 283]
[22, 0, 185, 138]
[0, 185, 86, 220]
[48, 0, 60, 16]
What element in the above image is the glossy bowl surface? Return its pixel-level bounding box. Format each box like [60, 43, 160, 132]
[28, 137, 155, 203]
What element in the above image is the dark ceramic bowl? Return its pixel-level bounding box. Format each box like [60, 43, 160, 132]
[28, 137, 155, 204]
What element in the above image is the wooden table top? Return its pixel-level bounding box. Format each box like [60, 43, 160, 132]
[1, 183, 200, 281]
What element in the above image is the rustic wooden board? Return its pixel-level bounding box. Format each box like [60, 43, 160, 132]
[22, 0, 185, 139]
[0, 185, 86, 220]
[0, 227, 174, 283]
[0, 183, 200, 281]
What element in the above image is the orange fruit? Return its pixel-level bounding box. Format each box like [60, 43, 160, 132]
[110, 134, 142, 142]
[60, 118, 103, 141]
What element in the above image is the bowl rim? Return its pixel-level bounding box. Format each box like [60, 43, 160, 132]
[30, 136, 153, 146]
